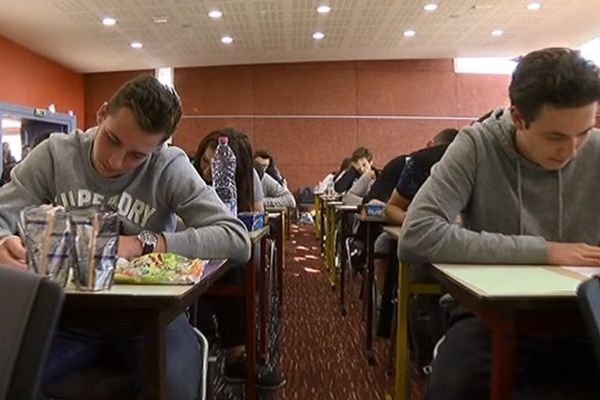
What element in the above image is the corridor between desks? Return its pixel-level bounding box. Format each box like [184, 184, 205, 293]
[277, 223, 400, 400]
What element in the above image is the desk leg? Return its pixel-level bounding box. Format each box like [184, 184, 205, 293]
[394, 262, 411, 400]
[339, 212, 348, 316]
[327, 205, 336, 289]
[144, 312, 166, 400]
[320, 200, 326, 255]
[246, 247, 258, 400]
[259, 236, 269, 361]
[490, 317, 516, 400]
[365, 222, 376, 365]
[277, 214, 285, 315]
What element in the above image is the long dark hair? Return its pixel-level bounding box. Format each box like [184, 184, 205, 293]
[194, 128, 255, 212]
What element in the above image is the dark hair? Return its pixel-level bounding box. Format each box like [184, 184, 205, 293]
[432, 128, 459, 146]
[193, 128, 255, 212]
[509, 47, 600, 126]
[254, 149, 284, 184]
[333, 157, 352, 180]
[351, 146, 373, 163]
[106, 74, 182, 142]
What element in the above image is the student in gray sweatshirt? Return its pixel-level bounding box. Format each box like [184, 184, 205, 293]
[399, 48, 600, 399]
[0, 74, 251, 399]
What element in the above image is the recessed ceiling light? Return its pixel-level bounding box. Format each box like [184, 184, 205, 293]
[102, 17, 117, 26]
[312, 31, 325, 40]
[527, 2, 542, 11]
[130, 42, 143, 49]
[403, 30, 416, 37]
[423, 3, 438, 11]
[317, 5, 331, 14]
[221, 36, 234, 44]
[491, 29, 504, 36]
[208, 10, 223, 19]
[153, 17, 168, 24]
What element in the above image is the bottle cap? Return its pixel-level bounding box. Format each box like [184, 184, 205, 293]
[218, 136, 229, 145]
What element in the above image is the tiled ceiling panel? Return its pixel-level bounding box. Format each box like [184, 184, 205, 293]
[0, 0, 597, 72]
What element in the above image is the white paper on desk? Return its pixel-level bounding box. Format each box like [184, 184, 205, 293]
[561, 266, 600, 279]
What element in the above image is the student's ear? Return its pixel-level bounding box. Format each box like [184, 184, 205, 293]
[96, 102, 109, 125]
[510, 106, 526, 130]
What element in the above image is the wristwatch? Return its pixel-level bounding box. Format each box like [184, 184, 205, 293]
[137, 230, 159, 255]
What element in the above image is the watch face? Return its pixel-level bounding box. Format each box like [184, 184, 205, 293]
[138, 231, 158, 252]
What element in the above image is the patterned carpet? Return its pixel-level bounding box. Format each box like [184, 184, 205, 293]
[277, 224, 403, 400]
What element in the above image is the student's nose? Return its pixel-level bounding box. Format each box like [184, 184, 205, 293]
[107, 152, 125, 171]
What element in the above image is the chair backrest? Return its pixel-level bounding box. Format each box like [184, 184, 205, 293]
[0, 266, 64, 400]
[576, 276, 600, 365]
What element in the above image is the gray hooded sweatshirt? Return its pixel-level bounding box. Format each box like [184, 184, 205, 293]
[0, 128, 251, 264]
[399, 108, 600, 264]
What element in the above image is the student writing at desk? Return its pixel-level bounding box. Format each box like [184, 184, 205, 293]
[399, 48, 600, 399]
[0, 74, 251, 399]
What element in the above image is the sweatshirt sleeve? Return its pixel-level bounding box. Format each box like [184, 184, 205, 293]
[0, 142, 55, 239]
[161, 155, 251, 264]
[334, 167, 360, 193]
[343, 173, 373, 205]
[398, 132, 547, 264]
[261, 174, 296, 208]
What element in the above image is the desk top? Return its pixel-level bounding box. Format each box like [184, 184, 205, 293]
[64, 259, 228, 299]
[383, 226, 402, 240]
[335, 204, 359, 211]
[63, 259, 231, 312]
[432, 264, 597, 299]
[265, 206, 288, 213]
[249, 226, 270, 243]
[358, 214, 387, 223]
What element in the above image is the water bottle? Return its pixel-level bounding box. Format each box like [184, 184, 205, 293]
[211, 136, 238, 215]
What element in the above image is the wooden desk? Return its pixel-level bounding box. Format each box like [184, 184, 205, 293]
[266, 210, 285, 315]
[335, 204, 359, 315]
[429, 264, 591, 400]
[325, 200, 343, 288]
[383, 226, 441, 400]
[61, 259, 230, 400]
[357, 214, 386, 365]
[206, 226, 269, 400]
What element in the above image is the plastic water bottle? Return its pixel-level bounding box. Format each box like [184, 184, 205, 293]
[211, 136, 238, 215]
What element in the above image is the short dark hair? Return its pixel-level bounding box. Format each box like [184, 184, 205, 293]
[254, 149, 272, 161]
[106, 74, 182, 142]
[351, 146, 373, 162]
[432, 128, 459, 146]
[509, 47, 600, 126]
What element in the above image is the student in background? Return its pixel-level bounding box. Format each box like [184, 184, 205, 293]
[400, 47, 600, 399]
[376, 127, 458, 367]
[334, 146, 373, 194]
[315, 157, 351, 194]
[254, 163, 296, 209]
[193, 128, 285, 389]
[254, 149, 286, 186]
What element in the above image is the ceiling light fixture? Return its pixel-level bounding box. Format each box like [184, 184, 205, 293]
[221, 36, 234, 44]
[527, 2, 542, 11]
[153, 17, 168, 24]
[130, 42, 143, 49]
[208, 10, 223, 19]
[317, 5, 332, 14]
[312, 31, 325, 40]
[403, 30, 416, 37]
[491, 29, 504, 36]
[423, 3, 438, 11]
[102, 17, 117, 26]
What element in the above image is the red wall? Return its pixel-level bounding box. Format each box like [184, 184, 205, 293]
[84, 60, 511, 192]
[0, 35, 84, 127]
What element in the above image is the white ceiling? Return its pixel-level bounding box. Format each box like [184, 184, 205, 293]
[0, 0, 599, 73]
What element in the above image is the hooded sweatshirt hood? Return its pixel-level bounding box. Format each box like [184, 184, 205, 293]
[398, 107, 600, 264]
